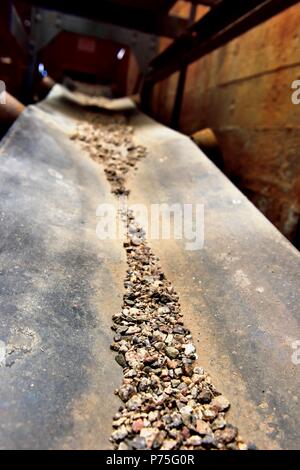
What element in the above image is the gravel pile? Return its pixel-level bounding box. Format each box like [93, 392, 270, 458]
[72, 111, 247, 451]
[71, 113, 145, 195]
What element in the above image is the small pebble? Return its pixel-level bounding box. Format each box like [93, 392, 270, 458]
[73, 113, 247, 452]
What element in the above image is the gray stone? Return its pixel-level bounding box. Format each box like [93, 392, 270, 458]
[165, 347, 179, 359]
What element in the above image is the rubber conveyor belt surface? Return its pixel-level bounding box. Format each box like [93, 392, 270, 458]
[0, 86, 300, 449]
[0, 103, 124, 449]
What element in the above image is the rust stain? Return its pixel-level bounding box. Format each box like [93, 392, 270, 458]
[152, 3, 300, 244]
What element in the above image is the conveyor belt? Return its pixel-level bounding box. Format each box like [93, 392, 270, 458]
[126, 111, 300, 450]
[0, 85, 299, 449]
[0, 101, 124, 449]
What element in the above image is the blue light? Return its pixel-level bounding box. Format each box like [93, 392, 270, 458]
[38, 63, 48, 78]
[38, 63, 44, 74]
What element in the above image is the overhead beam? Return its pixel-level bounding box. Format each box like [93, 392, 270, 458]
[185, 0, 221, 5]
[104, 1, 163, 11]
[144, 0, 300, 84]
[20, 0, 189, 38]
[159, 1, 179, 11]
[93, 1, 176, 13]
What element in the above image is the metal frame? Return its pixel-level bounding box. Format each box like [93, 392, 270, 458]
[147, 0, 300, 82]
[30, 8, 159, 73]
[11, 0, 299, 116]
[19, 0, 189, 39]
[141, 0, 300, 111]
[17, 7, 159, 101]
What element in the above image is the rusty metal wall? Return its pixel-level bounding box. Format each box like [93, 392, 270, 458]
[152, 2, 300, 244]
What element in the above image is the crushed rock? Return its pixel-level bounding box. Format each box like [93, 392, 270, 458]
[71, 111, 247, 451]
